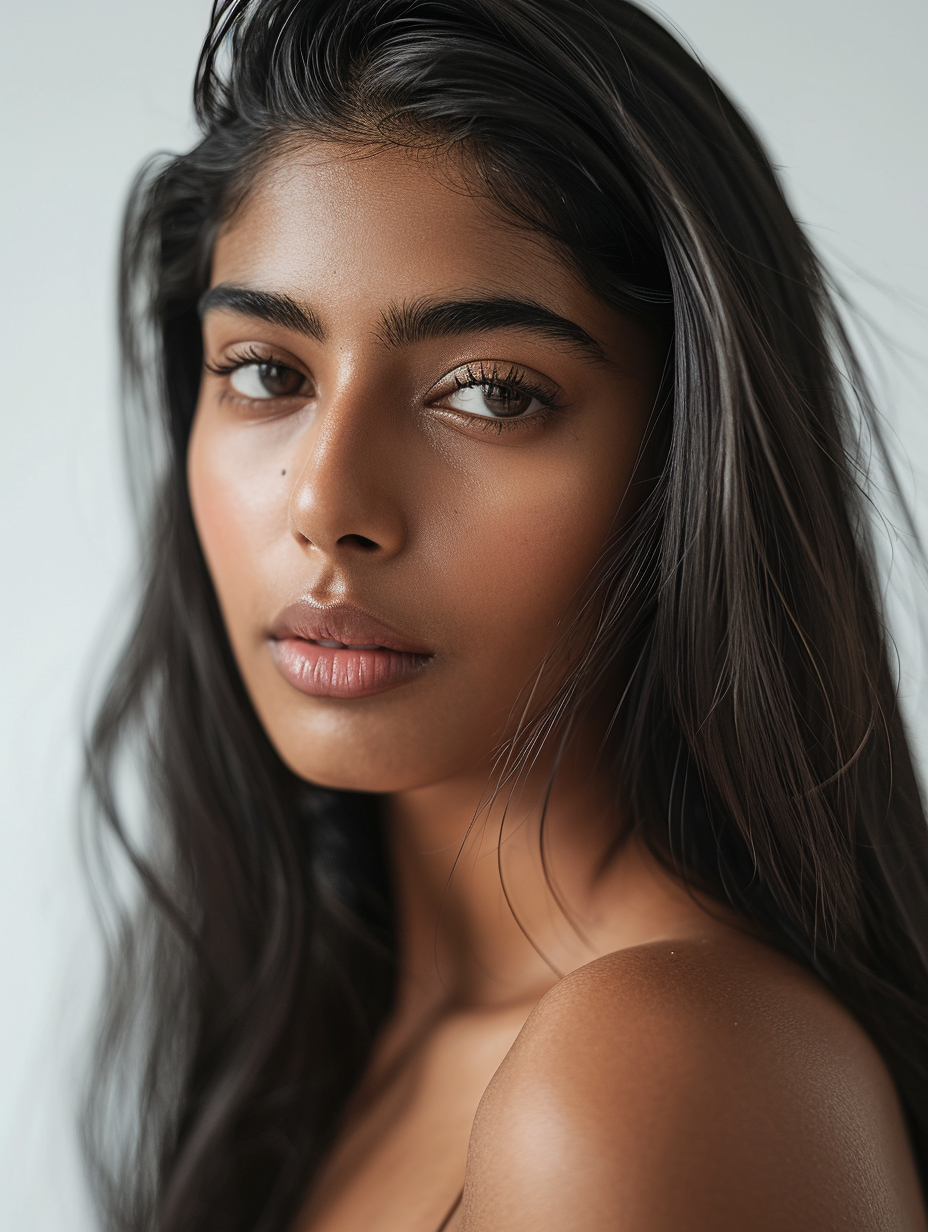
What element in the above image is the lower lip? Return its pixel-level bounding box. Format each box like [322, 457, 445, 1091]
[269, 637, 433, 699]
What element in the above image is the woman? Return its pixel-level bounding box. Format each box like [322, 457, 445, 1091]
[82, 0, 928, 1229]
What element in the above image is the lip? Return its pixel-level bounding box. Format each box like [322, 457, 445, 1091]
[267, 599, 434, 699]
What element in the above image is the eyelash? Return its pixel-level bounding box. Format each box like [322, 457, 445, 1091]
[439, 362, 566, 434]
[203, 345, 299, 383]
[203, 349, 566, 432]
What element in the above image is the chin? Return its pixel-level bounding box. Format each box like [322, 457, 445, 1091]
[248, 673, 508, 795]
[267, 732, 442, 795]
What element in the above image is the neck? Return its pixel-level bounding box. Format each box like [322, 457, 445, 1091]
[383, 726, 691, 1026]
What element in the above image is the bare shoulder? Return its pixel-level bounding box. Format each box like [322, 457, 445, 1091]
[460, 935, 927, 1232]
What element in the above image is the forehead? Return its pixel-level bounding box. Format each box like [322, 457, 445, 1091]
[211, 141, 591, 318]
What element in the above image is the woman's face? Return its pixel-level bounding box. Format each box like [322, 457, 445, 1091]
[188, 143, 662, 792]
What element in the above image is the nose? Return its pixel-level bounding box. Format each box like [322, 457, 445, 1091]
[287, 386, 408, 561]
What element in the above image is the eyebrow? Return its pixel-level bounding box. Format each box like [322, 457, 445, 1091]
[199, 284, 607, 365]
[198, 284, 325, 340]
[377, 297, 608, 364]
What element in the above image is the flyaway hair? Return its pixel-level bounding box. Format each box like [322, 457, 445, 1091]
[82, 2, 928, 1230]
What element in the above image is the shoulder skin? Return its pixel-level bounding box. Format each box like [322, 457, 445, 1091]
[458, 938, 927, 1232]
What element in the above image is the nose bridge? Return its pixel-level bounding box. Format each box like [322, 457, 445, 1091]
[288, 373, 406, 557]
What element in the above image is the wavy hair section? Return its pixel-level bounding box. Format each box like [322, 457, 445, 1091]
[83, 3, 928, 1230]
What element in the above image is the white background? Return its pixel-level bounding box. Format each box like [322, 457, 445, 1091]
[1, 1, 926, 1226]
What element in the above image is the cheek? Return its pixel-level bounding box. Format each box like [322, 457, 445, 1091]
[439, 426, 640, 654]
[457, 498, 584, 625]
[186, 410, 289, 630]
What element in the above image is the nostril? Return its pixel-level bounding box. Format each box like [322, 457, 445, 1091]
[338, 533, 379, 551]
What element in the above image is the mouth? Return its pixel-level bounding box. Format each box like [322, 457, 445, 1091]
[311, 638, 385, 650]
[267, 599, 434, 699]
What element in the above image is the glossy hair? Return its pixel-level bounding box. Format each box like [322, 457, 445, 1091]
[82, 1, 928, 1229]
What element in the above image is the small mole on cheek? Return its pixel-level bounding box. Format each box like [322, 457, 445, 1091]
[281, 469, 287, 476]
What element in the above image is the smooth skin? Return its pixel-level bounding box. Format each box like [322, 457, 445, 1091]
[187, 142, 927, 1232]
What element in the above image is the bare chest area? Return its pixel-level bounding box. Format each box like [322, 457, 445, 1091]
[292, 1004, 531, 1232]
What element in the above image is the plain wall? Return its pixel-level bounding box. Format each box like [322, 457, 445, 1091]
[1, 1, 925, 1226]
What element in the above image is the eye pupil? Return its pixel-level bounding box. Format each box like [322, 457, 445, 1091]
[482, 383, 530, 417]
[259, 362, 301, 397]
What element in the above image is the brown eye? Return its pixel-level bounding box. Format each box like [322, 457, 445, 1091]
[480, 383, 534, 417]
[443, 382, 540, 419]
[229, 361, 305, 399]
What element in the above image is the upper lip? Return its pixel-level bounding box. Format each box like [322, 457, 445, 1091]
[269, 598, 433, 655]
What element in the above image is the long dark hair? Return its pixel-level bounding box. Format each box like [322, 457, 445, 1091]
[82, 1, 928, 1229]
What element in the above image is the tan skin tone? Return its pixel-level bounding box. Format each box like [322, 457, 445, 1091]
[187, 143, 927, 1232]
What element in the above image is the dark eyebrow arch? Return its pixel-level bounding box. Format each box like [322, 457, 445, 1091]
[378, 296, 608, 364]
[198, 284, 325, 341]
[198, 285, 608, 365]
